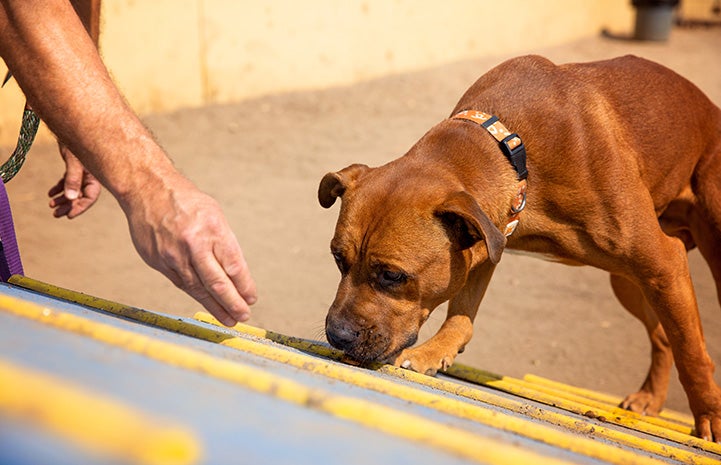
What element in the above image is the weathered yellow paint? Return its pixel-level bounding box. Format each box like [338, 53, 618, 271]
[523, 373, 695, 427]
[507, 373, 691, 434]
[9, 275, 229, 341]
[446, 363, 721, 456]
[194, 312, 344, 359]
[0, 358, 201, 465]
[215, 327, 611, 461]
[380, 366, 718, 464]
[195, 310, 714, 461]
[198, 312, 718, 465]
[10, 275, 718, 464]
[0, 292, 571, 465]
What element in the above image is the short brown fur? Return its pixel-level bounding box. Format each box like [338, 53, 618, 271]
[318, 55, 721, 441]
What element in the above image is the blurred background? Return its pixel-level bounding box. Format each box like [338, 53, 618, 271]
[0, 0, 719, 413]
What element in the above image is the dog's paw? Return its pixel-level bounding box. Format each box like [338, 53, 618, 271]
[394, 346, 456, 376]
[620, 390, 664, 416]
[688, 385, 721, 442]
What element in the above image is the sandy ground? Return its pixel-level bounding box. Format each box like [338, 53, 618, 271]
[4, 27, 720, 414]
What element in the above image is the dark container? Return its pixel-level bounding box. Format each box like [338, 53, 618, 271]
[632, 0, 680, 40]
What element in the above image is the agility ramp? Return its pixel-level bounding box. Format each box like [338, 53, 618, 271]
[1, 276, 719, 465]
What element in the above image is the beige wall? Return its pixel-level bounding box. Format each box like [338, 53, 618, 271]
[0, 0, 636, 146]
[678, 0, 721, 20]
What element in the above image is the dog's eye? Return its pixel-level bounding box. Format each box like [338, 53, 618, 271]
[332, 251, 347, 273]
[378, 269, 407, 288]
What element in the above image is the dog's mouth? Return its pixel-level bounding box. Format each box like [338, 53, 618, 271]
[339, 330, 418, 366]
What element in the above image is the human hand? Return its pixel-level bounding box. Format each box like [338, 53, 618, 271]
[0, 0, 255, 325]
[48, 143, 101, 218]
[122, 173, 257, 326]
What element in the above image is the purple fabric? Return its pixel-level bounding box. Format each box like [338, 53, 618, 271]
[0, 180, 23, 280]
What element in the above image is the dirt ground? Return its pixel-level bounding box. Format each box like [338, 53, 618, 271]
[4, 27, 720, 414]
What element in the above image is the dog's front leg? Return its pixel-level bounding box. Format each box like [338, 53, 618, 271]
[394, 261, 496, 376]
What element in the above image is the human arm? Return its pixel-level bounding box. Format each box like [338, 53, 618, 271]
[47, 1, 101, 219]
[0, 0, 257, 324]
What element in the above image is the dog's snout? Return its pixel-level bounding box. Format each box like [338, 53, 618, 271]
[326, 322, 359, 350]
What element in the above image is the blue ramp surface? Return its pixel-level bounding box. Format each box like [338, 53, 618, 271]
[1, 276, 719, 465]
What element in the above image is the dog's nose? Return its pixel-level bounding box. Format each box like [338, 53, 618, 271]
[326, 323, 359, 350]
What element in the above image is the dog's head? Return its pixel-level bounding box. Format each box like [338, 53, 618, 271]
[318, 159, 506, 364]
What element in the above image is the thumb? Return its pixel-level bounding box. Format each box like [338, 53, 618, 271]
[60, 145, 84, 199]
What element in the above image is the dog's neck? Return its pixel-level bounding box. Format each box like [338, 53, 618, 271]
[450, 110, 528, 236]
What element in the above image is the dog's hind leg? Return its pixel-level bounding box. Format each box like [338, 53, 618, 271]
[610, 273, 673, 416]
[691, 150, 721, 308]
[628, 225, 721, 441]
[613, 189, 700, 416]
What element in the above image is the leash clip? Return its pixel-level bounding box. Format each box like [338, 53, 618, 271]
[505, 179, 527, 237]
[510, 179, 527, 214]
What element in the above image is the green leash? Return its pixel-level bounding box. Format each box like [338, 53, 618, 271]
[0, 107, 40, 183]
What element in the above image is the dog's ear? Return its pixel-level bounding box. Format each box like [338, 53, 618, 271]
[318, 164, 370, 208]
[435, 191, 506, 264]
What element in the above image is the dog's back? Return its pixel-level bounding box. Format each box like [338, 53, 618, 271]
[452, 55, 721, 217]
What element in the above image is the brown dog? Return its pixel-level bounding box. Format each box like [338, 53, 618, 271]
[318, 55, 721, 441]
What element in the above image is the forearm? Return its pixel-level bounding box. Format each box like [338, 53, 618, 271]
[0, 1, 257, 322]
[0, 0, 177, 205]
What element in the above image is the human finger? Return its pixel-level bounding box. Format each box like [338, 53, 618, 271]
[66, 196, 96, 219]
[61, 149, 86, 200]
[213, 233, 257, 305]
[49, 191, 72, 218]
[189, 283, 242, 327]
[49, 186, 99, 219]
[48, 179, 65, 198]
[191, 249, 253, 325]
[51, 199, 72, 218]
[49, 192, 70, 208]
[166, 257, 242, 327]
[66, 175, 101, 218]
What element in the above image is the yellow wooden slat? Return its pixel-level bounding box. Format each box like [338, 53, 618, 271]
[195, 312, 718, 465]
[523, 374, 695, 428]
[8, 275, 228, 342]
[503, 374, 691, 434]
[446, 363, 721, 456]
[0, 293, 570, 465]
[0, 358, 201, 465]
[10, 275, 718, 464]
[196, 315, 674, 465]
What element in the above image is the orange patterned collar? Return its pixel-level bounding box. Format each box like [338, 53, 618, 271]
[451, 110, 528, 237]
